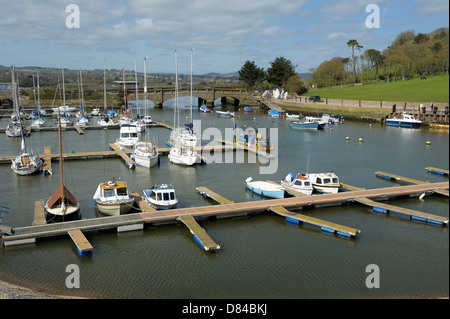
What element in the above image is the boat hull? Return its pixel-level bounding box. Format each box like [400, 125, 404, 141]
[246, 182, 285, 199]
[289, 121, 318, 130]
[131, 153, 159, 168]
[45, 203, 80, 222]
[386, 120, 422, 128]
[95, 199, 135, 216]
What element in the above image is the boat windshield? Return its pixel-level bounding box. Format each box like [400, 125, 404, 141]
[332, 178, 339, 183]
[323, 178, 331, 184]
[103, 189, 115, 198]
[163, 192, 170, 201]
[170, 192, 175, 200]
[117, 187, 128, 196]
[294, 180, 303, 186]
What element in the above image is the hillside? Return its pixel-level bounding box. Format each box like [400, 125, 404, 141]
[304, 74, 449, 103]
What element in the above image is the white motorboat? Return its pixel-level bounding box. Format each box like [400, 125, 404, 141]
[115, 124, 139, 150]
[216, 110, 235, 118]
[245, 177, 285, 199]
[132, 118, 146, 133]
[56, 113, 73, 127]
[304, 116, 327, 129]
[307, 171, 340, 194]
[143, 184, 178, 210]
[91, 108, 100, 116]
[174, 123, 200, 148]
[131, 141, 159, 168]
[386, 113, 422, 128]
[93, 180, 135, 216]
[286, 113, 300, 119]
[280, 172, 313, 196]
[143, 115, 153, 124]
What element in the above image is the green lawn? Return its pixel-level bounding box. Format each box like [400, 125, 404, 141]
[304, 74, 449, 103]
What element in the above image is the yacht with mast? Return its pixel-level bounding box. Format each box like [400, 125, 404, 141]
[168, 50, 199, 166]
[45, 109, 80, 222]
[10, 66, 43, 176]
[97, 59, 119, 127]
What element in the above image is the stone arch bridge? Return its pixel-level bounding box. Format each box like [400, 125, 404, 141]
[129, 86, 250, 108]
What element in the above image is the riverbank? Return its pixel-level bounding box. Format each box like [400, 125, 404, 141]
[0, 279, 63, 299]
[260, 98, 391, 123]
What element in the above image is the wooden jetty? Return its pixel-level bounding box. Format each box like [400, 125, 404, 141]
[68, 229, 92, 256]
[33, 200, 46, 226]
[177, 215, 220, 251]
[2, 182, 448, 252]
[218, 139, 273, 159]
[340, 182, 448, 225]
[196, 187, 234, 205]
[269, 205, 360, 237]
[109, 143, 135, 169]
[425, 167, 449, 176]
[42, 146, 53, 175]
[375, 171, 449, 197]
[73, 124, 84, 135]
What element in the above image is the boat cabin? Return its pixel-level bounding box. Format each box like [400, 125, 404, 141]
[99, 181, 130, 200]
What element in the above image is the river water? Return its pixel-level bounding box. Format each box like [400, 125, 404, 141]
[0, 98, 448, 299]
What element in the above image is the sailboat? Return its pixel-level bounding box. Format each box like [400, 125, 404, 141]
[76, 70, 90, 126]
[176, 49, 199, 148]
[168, 50, 199, 166]
[131, 59, 146, 133]
[131, 57, 159, 168]
[31, 72, 46, 128]
[10, 66, 43, 176]
[45, 109, 80, 222]
[52, 68, 77, 113]
[5, 69, 25, 137]
[97, 59, 119, 127]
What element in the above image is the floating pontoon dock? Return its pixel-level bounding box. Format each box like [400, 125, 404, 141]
[269, 205, 360, 237]
[177, 215, 220, 251]
[109, 143, 135, 169]
[196, 187, 234, 205]
[2, 182, 448, 254]
[375, 171, 449, 196]
[425, 167, 449, 176]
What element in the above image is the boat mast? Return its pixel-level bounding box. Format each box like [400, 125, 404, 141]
[37, 72, 40, 111]
[134, 58, 139, 118]
[62, 68, 66, 107]
[103, 58, 107, 115]
[79, 70, 84, 112]
[11, 66, 26, 153]
[57, 108, 65, 211]
[144, 57, 148, 118]
[190, 48, 193, 121]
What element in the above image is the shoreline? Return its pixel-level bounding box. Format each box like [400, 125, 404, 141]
[0, 278, 84, 299]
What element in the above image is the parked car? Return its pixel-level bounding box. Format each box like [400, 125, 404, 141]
[309, 95, 323, 102]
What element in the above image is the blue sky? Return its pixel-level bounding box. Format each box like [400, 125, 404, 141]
[0, 0, 448, 74]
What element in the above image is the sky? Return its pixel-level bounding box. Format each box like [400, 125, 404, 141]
[0, 0, 448, 75]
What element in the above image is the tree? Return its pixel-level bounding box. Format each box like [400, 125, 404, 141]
[238, 60, 265, 88]
[347, 39, 363, 83]
[284, 74, 307, 95]
[365, 49, 384, 80]
[266, 57, 297, 87]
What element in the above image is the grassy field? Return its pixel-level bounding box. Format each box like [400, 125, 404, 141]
[303, 74, 449, 103]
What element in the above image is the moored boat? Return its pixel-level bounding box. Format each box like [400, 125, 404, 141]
[307, 171, 340, 194]
[289, 119, 319, 130]
[280, 172, 313, 196]
[143, 184, 178, 210]
[216, 110, 235, 118]
[386, 113, 422, 128]
[131, 141, 159, 168]
[115, 124, 139, 150]
[93, 180, 135, 216]
[245, 177, 285, 199]
[244, 107, 252, 112]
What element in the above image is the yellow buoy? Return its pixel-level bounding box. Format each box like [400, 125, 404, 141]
[426, 141, 431, 145]
[346, 136, 350, 140]
[358, 138, 363, 142]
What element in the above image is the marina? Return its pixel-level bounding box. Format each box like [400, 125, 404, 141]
[0, 103, 448, 299]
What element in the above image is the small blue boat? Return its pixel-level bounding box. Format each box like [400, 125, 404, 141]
[289, 120, 319, 130]
[268, 109, 281, 117]
[244, 107, 252, 112]
[245, 177, 285, 199]
[200, 103, 210, 113]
